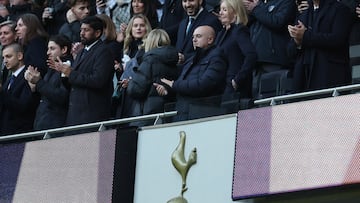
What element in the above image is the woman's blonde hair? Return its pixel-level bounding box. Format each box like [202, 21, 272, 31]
[144, 29, 171, 52]
[221, 0, 248, 25]
[123, 14, 152, 54]
[96, 14, 117, 41]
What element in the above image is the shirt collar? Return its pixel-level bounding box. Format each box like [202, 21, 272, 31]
[84, 39, 100, 51]
[190, 7, 203, 21]
[12, 65, 25, 77]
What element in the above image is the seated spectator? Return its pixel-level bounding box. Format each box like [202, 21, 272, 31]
[0, 43, 40, 136]
[59, 0, 90, 42]
[24, 35, 73, 133]
[288, 0, 352, 92]
[217, 0, 257, 99]
[127, 28, 179, 126]
[155, 25, 227, 121]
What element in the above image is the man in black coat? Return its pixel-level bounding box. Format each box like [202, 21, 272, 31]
[0, 43, 39, 136]
[53, 16, 114, 126]
[156, 26, 227, 121]
[175, 0, 222, 64]
[288, 0, 352, 92]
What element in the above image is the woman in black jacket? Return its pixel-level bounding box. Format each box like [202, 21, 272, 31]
[127, 28, 178, 126]
[216, 0, 257, 99]
[16, 13, 48, 77]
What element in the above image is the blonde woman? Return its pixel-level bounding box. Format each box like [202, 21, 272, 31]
[126, 29, 179, 126]
[123, 14, 152, 58]
[114, 14, 152, 119]
[216, 0, 257, 99]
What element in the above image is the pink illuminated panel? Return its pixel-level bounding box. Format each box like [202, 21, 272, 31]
[232, 94, 360, 199]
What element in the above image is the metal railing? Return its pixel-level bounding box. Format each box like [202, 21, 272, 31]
[0, 111, 177, 142]
[254, 84, 360, 106]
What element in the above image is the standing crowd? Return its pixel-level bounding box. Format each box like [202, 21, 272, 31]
[0, 0, 359, 136]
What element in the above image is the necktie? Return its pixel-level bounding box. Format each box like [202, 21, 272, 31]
[80, 48, 88, 60]
[7, 75, 15, 90]
[186, 17, 194, 35]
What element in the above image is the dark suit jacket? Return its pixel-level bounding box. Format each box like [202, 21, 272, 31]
[65, 40, 115, 126]
[175, 9, 222, 61]
[0, 67, 40, 136]
[289, 0, 352, 91]
[216, 24, 257, 98]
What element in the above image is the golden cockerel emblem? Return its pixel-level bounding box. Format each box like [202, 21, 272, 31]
[167, 131, 197, 203]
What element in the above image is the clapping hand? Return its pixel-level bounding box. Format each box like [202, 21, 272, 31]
[288, 20, 307, 46]
[48, 56, 72, 77]
[24, 65, 41, 92]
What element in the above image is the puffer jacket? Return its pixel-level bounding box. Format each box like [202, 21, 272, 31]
[127, 45, 179, 126]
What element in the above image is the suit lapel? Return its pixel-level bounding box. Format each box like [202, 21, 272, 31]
[6, 68, 26, 93]
[180, 10, 207, 51]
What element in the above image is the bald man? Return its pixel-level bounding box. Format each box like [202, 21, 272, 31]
[156, 25, 227, 121]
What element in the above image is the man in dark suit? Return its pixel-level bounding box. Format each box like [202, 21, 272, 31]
[176, 0, 222, 64]
[53, 16, 114, 126]
[0, 43, 39, 136]
[156, 26, 227, 121]
[288, 0, 352, 92]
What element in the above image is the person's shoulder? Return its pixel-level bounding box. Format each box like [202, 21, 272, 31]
[206, 46, 223, 58]
[145, 46, 178, 64]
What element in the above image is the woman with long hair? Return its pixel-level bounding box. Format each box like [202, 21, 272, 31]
[16, 13, 48, 77]
[115, 14, 152, 120]
[130, 0, 159, 29]
[123, 13, 151, 58]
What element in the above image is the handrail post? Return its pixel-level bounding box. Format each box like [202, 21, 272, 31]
[153, 115, 160, 125]
[98, 123, 106, 131]
[270, 99, 277, 106]
[332, 89, 339, 97]
[43, 132, 50, 139]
